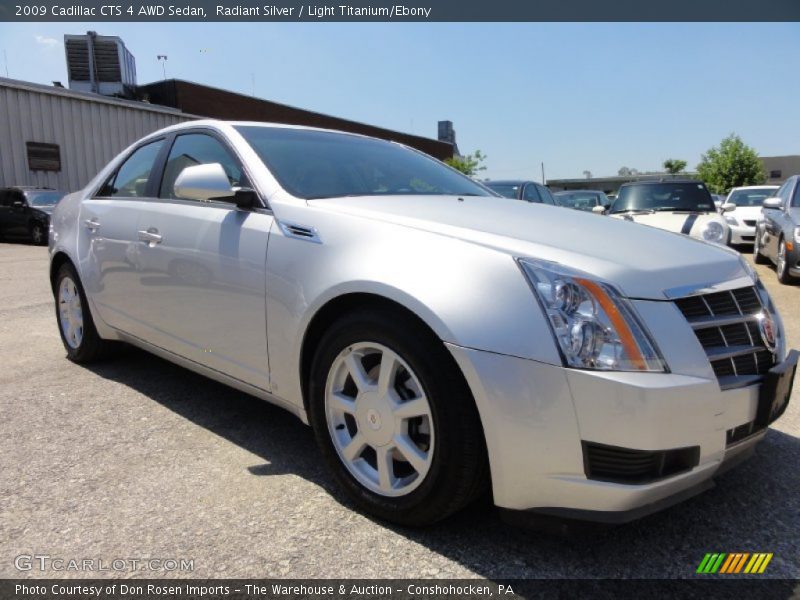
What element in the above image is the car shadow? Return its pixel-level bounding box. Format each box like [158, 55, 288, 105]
[83, 347, 800, 582]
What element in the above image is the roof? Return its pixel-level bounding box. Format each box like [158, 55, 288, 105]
[0, 77, 197, 118]
[618, 179, 706, 187]
[484, 180, 538, 185]
[553, 189, 605, 194]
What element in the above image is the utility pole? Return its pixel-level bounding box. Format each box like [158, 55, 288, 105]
[541, 162, 545, 185]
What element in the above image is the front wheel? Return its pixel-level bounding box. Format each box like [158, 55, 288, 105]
[54, 263, 115, 362]
[308, 308, 488, 526]
[30, 222, 46, 245]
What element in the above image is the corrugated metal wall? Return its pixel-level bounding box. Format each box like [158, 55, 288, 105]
[0, 78, 194, 192]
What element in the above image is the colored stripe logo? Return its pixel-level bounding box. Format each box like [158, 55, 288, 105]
[696, 553, 773, 574]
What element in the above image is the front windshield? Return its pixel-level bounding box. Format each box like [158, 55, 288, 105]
[24, 191, 65, 206]
[235, 126, 492, 200]
[555, 192, 602, 211]
[611, 182, 714, 213]
[484, 183, 520, 199]
[726, 189, 777, 207]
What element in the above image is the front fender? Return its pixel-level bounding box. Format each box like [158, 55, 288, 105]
[264, 205, 559, 410]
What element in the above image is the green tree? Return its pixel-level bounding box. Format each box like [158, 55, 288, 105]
[445, 150, 487, 177]
[696, 134, 766, 194]
[662, 158, 687, 174]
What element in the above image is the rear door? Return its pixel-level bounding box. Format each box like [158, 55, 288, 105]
[0, 189, 12, 236]
[7, 189, 29, 237]
[129, 130, 272, 390]
[79, 138, 168, 333]
[762, 179, 793, 258]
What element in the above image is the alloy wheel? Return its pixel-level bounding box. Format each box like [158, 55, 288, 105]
[325, 342, 434, 497]
[58, 276, 84, 349]
[777, 241, 786, 278]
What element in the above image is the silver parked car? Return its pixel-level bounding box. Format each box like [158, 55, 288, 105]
[49, 121, 797, 527]
[754, 175, 800, 284]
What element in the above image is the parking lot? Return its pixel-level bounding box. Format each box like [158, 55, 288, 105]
[0, 241, 798, 580]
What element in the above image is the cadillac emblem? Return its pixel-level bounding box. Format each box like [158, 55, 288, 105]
[758, 312, 777, 353]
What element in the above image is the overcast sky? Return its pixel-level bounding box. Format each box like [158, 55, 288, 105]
[1, 22, 798, 181]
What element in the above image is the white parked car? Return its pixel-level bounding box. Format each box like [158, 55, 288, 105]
[608, 180, 731, 245]
[721, 185, 779, 245]
[48, 122, 796, 527]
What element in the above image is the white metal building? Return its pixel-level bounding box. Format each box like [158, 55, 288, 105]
[0, 77, 194, 192]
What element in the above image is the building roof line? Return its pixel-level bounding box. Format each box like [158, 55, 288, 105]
[139, 77, 447, 149]
[0, 76, 199, 118]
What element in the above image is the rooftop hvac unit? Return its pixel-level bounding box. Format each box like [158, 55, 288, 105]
[64, 32, 137, 97]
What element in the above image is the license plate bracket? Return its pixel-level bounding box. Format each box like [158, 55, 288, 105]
[755, 349, 798, 429]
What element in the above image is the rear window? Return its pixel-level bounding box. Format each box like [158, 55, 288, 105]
[484, 183, 520, 199]
[555, 192, 602, 211]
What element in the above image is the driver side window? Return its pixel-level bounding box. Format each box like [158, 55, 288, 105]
[159, 133, 248, 200]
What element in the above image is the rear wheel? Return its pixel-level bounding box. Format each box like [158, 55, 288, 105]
[308, 308, 488, 526]
[776, 239, 797, 284]
[753, 230, 768, 265]
[54, 263, 115, 362]
[30, 222, 46, 245]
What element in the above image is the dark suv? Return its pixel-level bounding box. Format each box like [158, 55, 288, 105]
[0, 187, 66, 245]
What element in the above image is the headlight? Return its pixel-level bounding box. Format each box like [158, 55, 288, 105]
[724, 215, 738, 226]
[701, 220, 726, 243]
[517, 258, 667, 372]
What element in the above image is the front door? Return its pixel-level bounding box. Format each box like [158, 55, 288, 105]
[128, 131, 272, 391]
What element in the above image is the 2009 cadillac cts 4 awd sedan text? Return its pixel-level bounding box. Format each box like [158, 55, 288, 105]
[49, 121, 797, 527]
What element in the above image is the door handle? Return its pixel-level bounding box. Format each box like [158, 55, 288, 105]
[84, 218, 100, 232]
[138, 228, 162, 245]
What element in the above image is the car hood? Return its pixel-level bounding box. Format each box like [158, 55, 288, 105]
[608, 210, 723, 235]
[309, 195, 747, 300]
[728, 206, 763, 220]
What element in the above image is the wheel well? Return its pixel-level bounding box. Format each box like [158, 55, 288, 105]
[49, 252, 73, 291]
[300, 293, 441, 413]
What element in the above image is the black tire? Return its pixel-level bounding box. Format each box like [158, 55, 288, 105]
[753, 230, 769, 265]
[54, 262, 115, 363]
[30, 222, 46, 246]
[776, 239, 797, 285]
[308, 308, 489, 527]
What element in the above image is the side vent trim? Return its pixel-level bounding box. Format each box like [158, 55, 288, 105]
[277, 221, 322, 244]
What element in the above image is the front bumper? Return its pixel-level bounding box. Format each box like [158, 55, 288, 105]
[446, 344, 778, 518]
[728, 222, 756, 244]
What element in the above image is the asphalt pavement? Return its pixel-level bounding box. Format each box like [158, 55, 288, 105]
[0, 242, 798, 579]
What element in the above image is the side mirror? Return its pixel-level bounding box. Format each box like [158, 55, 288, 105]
[591, 205, 606, 215]
[722, 203, 736, 213]
[762, 197, 782, 210]
[174, 163, 257, 209]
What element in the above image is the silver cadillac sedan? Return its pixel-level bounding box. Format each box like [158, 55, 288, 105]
[49, 121, 797, 527]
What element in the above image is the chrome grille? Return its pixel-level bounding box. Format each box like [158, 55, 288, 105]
[674, 286, 775, 390]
